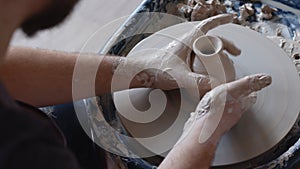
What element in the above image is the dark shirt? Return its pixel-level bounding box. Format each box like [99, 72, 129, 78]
[0, 82, 80, 169]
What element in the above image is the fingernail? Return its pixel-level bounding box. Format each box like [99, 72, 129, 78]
[257, 75, 272, 89]
[250, 74, 272, 91]
[259, 75, 272, 86]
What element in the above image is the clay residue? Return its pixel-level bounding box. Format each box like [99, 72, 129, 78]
[258, 4, 278, 20]
[267, 36, 300, 58]
[238, 3, 255, 25]
[170, 1, 298, 75]
[268, 35, 300, 74]
[293, 30, 300, 42]
[177, 0, 227, 21]
[173, 1, 280, 28]
[251, 22, 291, 37]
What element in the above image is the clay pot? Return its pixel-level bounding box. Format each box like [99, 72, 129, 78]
[192, 35, 236, 85]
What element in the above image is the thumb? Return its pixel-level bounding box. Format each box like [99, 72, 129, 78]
[183, 72, 212, 90]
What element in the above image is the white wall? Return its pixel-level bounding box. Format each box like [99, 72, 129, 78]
[11, 0, 142, 52]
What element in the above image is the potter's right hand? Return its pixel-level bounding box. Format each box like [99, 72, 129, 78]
[181, 74, 272, 144]
[159, 74, 271, 169]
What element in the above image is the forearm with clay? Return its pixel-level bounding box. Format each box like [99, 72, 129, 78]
[0, 47, 151, 107]
[0, 15, 244, 108]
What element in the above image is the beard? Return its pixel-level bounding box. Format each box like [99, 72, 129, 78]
[21, 0, 79, 37]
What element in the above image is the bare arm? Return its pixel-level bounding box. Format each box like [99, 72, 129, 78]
[0, 45, 214, 107]
[158, 117, 220, 169]
[0, 14, 236, 108]
[0, 46, 142, 107]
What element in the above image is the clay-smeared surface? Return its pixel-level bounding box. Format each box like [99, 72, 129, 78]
[114, 23, 300, 166]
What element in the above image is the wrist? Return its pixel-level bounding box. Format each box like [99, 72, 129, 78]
[194, 116, 223, 146]
[112, 57, 154, 89]
[130, 70, 155, 89]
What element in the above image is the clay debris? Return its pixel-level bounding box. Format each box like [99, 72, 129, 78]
[176, 0, 227, 21]
[172, 1, 278, 24]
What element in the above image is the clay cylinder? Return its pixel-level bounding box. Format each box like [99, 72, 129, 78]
[192, 35, 236, 85]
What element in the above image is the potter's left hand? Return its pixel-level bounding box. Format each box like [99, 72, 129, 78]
[112, 51, 212, 92]
[112, 14, 242, 95]
[112, 14, 239, 92]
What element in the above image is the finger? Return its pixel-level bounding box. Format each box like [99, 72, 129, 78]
[181, 72, 212, 99]
[219, 37, 241, 56]
[196, 14, 234, 35]
[226, 73, 272, 98]
[185, 72, 212, 90]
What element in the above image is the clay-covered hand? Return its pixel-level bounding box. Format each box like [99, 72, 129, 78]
[191, 35, 241, 84]
[181, 74, 272, 144]
[112, 14, 237, 93]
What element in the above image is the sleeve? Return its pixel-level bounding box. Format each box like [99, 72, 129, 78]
[6, 140, 81, 169]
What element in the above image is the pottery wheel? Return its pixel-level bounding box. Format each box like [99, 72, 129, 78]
[113, 23, 300, 166]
